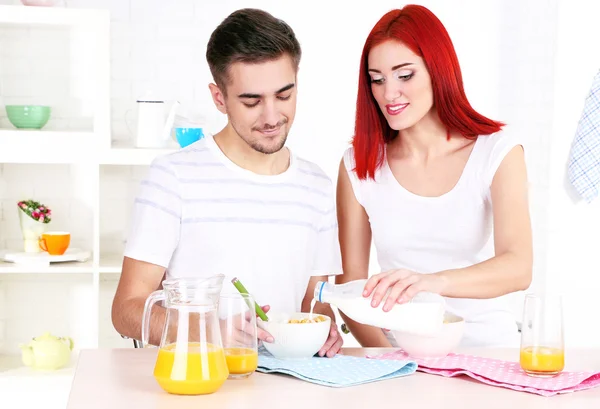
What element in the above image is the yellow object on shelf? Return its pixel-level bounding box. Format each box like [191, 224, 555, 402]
[19, 332, 74, 371]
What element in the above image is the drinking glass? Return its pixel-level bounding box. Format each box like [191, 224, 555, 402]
[519, 293, 564, 377]
[219, 293, 258, 379]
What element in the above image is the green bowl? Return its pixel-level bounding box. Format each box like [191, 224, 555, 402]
[5, 105, 51, 129]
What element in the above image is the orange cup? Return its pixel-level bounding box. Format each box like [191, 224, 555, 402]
[39, 232, 70, 255]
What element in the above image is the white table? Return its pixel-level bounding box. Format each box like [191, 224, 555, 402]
[66, 348, 600, 408]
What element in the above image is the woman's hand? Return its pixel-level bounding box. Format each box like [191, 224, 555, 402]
[363, 269, 448, 311]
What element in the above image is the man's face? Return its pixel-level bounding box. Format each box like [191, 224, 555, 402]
[211, 55, 297, 154]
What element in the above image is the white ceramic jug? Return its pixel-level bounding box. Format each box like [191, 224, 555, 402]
[135, 99, 179, 148]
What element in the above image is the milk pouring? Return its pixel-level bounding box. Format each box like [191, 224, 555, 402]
[314, 280, 446, 335]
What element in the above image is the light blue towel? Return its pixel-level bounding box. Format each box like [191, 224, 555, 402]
[257, 348, 417, 387]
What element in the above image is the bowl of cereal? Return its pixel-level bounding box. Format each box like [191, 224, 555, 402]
[391, 312, 465, 358]
[256, 312, 330, 359]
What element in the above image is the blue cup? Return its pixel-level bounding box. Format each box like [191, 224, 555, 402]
[175, 127, 204, 148]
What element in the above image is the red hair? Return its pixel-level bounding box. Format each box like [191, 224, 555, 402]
[352, 5, 504, 180]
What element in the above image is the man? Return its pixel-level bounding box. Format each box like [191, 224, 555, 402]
[111, 8, 343, 357]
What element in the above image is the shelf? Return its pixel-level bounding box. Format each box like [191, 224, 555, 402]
[99, 253, 123, 274]
[100, 144, 178, 166]
[0, 247, 94, 274]
[0, 260, 94, 274]
[0, 252, 94, 274]
[0, 5, 109, 27]
[0, 354, 76, 379]
[0, 130, 97, 164]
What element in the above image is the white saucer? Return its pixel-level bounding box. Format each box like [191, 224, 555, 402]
[1, 248, 91, 266]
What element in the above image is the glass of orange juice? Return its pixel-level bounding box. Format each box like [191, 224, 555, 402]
[519, 293, 565, 377]
[219, 293, 259, 379]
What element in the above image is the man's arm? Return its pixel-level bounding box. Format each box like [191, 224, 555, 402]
[111, 257, 167, 346]
[112, 155, 182, 346]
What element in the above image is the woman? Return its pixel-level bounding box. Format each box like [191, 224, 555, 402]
[336, 5, 533, 347]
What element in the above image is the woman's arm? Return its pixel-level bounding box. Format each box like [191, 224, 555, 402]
[336, 158, 392, 347]
[365, 145, 533, 309]
[437, 145, 533, 296]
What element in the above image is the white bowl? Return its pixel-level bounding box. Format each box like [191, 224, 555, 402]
[256, 312, 330, 359]
[391, 312, 465, 359]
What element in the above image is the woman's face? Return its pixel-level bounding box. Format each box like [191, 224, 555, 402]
[367, 40, 434, 131]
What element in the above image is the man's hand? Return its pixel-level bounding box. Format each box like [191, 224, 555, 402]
[255, 305, 274, 343]
[221, 304, 274, 346]
[317, 318, 343, 358]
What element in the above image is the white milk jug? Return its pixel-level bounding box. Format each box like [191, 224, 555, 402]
[314, 279, 445, 335]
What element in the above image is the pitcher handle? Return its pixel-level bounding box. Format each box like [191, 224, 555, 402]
[124, 109, 134, 136]
[142, 290, 165, 348]
[62, 336, 74, 351]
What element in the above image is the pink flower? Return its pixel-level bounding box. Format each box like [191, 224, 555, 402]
[20, 203, 27, 209]
[39, 215, 44, 222]
[32, 211, 40, 218]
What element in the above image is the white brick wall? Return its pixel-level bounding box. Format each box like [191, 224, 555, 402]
[0, 163, 95, 353]
[99, 164, 147, 256]
[0, 24, 95, 131]
[0, 273, 96, 355]
[0, 164, 93, 252]
[0, 0, 598, 349]
[0, 274, 131, 354]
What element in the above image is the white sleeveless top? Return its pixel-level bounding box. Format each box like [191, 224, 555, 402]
[343, 131, 523, 347]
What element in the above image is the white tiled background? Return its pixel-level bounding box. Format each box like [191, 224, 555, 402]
[0, 274, 97, 353]
[0, 0, 599, 356]
[0, 164, 93, 252]
[0, 22, 99, 132]
[99, 165, 146, 256]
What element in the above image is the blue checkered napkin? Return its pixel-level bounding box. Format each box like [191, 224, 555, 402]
[568, 70, 600, 203]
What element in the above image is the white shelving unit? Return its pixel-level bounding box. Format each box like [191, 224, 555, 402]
[0, 130, 96, 164]
[99, 143, 177, 166]
[0, 258, 94, 274]
[0, 6, 170, 396]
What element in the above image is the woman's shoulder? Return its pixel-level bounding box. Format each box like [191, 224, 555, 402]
[342, 145, 356, 170]
[476, 126, 524, 157]
[475, 126, 525, 187]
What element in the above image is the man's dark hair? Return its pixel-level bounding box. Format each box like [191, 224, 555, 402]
[206, 8, 302, 95]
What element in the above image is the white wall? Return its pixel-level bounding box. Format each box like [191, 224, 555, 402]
[0, 0, 598, 347]
[546, 0, 600, 348]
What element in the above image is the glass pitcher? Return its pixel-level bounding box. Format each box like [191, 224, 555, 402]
[141, 275, 229, 395]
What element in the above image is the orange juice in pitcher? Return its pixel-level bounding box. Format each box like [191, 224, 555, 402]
[154, 342, 229, 395]
[142, 275, 229, 395]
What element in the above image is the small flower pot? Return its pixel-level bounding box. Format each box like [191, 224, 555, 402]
[18, 210, 47, 253]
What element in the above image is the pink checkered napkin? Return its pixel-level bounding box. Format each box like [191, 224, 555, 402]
[368, 350, 600, 397]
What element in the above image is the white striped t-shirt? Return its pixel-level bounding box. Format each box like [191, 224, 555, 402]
[124, 133, 342, 314]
